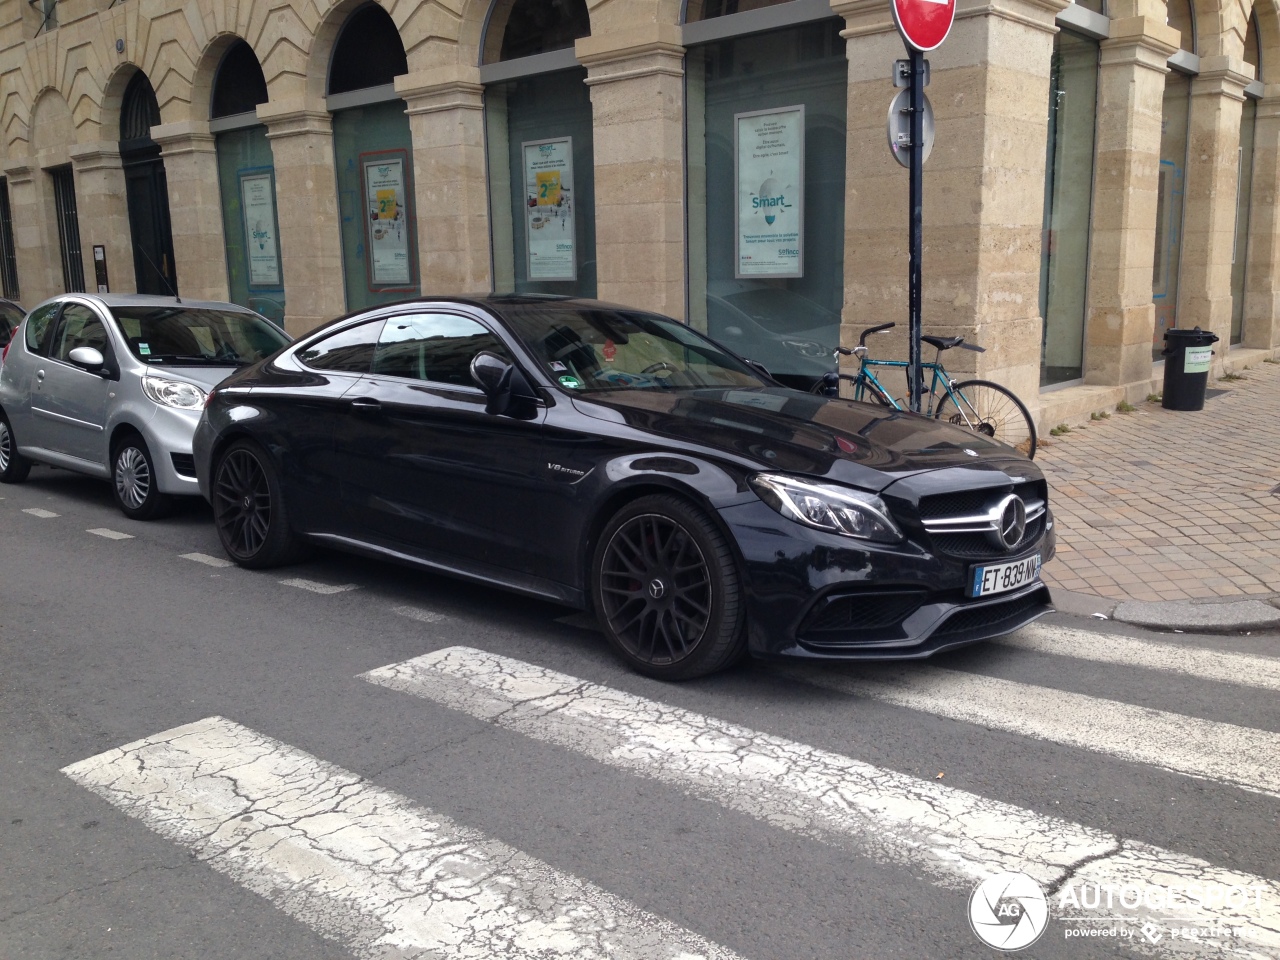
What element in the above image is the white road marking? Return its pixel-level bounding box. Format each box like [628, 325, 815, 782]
[787, 665, 1280, 799]
[1005, 622, 1280, 692]
[279, 578, 358, 595]
[364, 648, 1280, 957]
[22, 507, 59, 518]
[63, 716, 740, 960]
[87, 528, 134, 540]
[179, 552, 233, 568]
[393, 604, 447, 624]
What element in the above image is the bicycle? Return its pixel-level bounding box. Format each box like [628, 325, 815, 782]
[810, 322, 1037, 459]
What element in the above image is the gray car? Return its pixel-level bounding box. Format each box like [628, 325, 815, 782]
[0, 294, 290, 519]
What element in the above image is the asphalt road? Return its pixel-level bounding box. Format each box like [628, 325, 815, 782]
[1, 464, 1277, 960]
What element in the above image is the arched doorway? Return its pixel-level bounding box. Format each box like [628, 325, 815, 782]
[210, 40, 283, 324]
[328, 3, 418, 311]
[120, 72, 178, 296]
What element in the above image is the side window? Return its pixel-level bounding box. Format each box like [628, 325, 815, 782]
[297, 320, 385, 373]
[23, 302, 59, 355]
[372, 313, 510, 387]
[50, 303, 109, 363]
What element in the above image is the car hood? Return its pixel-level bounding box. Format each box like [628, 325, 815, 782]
[142, 364, 245, 391]
[572, 387, 1029, 490]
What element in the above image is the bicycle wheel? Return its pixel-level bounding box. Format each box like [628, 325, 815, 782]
[854, 378, 893, 407]
[934, 379, 1037, 458]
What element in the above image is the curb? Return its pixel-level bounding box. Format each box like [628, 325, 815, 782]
[1050, 588, 1280, 634]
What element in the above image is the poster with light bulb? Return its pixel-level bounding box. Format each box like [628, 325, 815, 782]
[735, 105, 805, 279]
[522, 137, 576, 281]
[239, 171, 282, 288]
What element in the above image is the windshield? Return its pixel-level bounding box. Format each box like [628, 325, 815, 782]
[499, 303, 765, 393]
[111, 307, 289, 366]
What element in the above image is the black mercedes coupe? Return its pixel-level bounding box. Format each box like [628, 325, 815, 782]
[194, 295, 1054, 679]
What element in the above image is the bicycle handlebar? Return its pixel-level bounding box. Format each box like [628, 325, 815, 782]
[858, 322, 896, 346]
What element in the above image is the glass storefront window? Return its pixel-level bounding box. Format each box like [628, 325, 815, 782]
[1153, 72, 1191, 357]
[1039, 30, 1098, 386]
[216, 128, 284, 325]
[486, 69, 597, 298]
[686, 20, 847, 391]
[1230, 97, 1256, 344]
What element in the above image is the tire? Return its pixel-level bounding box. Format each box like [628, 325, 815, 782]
[935, 379, 1037, 459]
[855, 378, 893, 407]
[0, 410, 31, 483]
[591, 494, 747, 680]
[211, 438, 307, 568]
[111, 435, 173, 520]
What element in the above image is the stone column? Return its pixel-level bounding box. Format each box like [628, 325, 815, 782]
[2, 159, 64, 301]
[578, 26, 687, 319]
[396, 68, 492, 294]
[836, 0, 1067, 408]
[150, 121, 229, 302]
[67, 142, 136, 296]
[1240, 89, 1280, 351]
[1083, 17, 1178, 388]
[1176, 57, 1252, 349]
[258, 101, 346, 336]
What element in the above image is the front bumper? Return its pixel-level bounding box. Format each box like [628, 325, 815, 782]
[717, 499, 1055, 661]
[138, 405, 203, 496]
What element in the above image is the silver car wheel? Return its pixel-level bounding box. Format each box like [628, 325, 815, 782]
[0, 421, 10, 473]
[115, 445, 151, 509]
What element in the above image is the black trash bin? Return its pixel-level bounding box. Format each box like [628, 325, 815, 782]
[1161, 326, 1219, 411]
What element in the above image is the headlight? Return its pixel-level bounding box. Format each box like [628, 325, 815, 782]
[750, 473, 903, 543]
[142, 375, 207, 410]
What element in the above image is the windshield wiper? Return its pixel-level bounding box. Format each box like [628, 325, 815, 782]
[146, 354, 249, 366]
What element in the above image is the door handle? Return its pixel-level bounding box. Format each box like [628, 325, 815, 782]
[349, 397, 381, 413]
[36, 369, 45, 382]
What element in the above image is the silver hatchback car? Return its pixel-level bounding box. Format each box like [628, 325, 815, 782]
[0, 294, 290, 519]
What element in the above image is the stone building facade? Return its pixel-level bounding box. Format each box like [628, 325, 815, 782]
[1, 0, 1277, 426]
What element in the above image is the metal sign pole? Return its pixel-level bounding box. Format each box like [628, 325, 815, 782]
[907, 46, 925, 414]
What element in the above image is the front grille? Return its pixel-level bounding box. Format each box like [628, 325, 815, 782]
[170, 453, 196, 478]
[802, 591, 926, 636]
[918, 489, 990, 520]
[934, 590, 1045, 639]
[931, 513, 1046, 559]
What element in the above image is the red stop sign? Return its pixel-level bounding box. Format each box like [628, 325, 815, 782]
[892, 0, 956, 51]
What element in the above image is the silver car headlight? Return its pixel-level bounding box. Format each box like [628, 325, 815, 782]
[750, 473, 903, 543]
[142, 375, 207, 410]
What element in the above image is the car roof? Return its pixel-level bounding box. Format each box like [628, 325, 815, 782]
[31, 293, 258, 313]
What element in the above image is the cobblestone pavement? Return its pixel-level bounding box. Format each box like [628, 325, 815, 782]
[1038, 358, 1280, 604]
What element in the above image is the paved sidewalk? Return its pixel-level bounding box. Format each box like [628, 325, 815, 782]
[1037, 358, 1280, 608]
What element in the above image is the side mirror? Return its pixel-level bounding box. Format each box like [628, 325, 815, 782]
[68, 346, 106, 372]
[469, 351, 540, 419]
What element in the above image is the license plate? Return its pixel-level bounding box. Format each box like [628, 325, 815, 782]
[969, 554, 1042, 598]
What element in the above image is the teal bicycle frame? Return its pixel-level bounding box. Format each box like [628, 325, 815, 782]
[850, 355, 957, 417]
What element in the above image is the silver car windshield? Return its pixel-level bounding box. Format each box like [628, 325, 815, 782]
[111, 307, 289, 366]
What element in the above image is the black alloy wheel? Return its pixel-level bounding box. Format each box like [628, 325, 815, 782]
[212, 439, 305, 568]
[111, 435, 172, 520]
[592, 495, 746, 680]
[0, 411, 31, 483]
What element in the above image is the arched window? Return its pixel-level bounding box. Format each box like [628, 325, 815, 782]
[212, 40, 268, 118]
[1166, 0, 1195, 53]
[483, 0, 596, 297]
[120, 72, 160, 145]
[327, 4, 418, 310]
[329, 4, 408, 95]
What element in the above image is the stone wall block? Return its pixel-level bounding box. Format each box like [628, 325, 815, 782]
[152, 122, 229, 302]
[67, 142, 137, 296]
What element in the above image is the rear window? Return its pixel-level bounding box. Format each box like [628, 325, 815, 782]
[111, 307, 289, 366]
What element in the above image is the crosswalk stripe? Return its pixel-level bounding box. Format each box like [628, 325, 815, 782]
[1004, 623, 1280, 693]
[180, 552, 233, 568]
[364, 647, 1280, 956]
[278, 578, 358, 595]
[62, 716, 742, 960]
[785, 665, 1279, 799]
[22, 507, 58, 518]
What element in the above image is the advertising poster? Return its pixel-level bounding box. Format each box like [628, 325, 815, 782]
[735, 105, 805, 279]
[239, 171, 282, 288]
[522, 137, 576, 281]
[362, 155, 411, 286]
